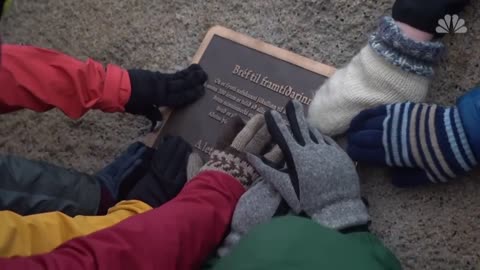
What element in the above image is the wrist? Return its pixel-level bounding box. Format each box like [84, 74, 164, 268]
[395, 21, 434, 42]
[200, 150, 258, 188]
[369, 17, 444, 77]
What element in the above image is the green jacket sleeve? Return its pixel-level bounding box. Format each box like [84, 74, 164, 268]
[211, 216, 402, 270]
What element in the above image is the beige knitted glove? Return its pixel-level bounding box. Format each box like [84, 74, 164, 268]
[199, 115, 274, 188]
[308, 17, 444, 136]
[186, 152, 204, 181]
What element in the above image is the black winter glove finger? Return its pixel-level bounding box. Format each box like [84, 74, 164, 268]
[126, 136, 192, 208]
[392, 0, 470, 34]
[168, 64, 208, 85]
[166, 84, 205, 107]
[163, 65, 207, 106]
[144, 106, 163, 131]
[126, 64, 207, 127]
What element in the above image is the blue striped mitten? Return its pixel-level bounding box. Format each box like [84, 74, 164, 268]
[347, 102, 477, 187]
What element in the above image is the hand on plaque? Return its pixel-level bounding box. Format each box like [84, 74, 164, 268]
[126, 64, 208, 130]
[250, 100, 369, 230]
[198, 115, 281, 189]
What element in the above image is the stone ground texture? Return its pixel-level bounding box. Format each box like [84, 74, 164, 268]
[1, 0, 480, 269]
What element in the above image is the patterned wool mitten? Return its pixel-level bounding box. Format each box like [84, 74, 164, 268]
[348, 102, 477, 187]
[249, 100, 370, 230]
[126, 64, 207, 129]
[199, 114, 274, 188]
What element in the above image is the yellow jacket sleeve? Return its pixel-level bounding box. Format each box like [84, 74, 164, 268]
[0, 200, 152, 257]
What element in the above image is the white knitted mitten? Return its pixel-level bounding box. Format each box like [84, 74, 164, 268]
[308, 17, 444, 136]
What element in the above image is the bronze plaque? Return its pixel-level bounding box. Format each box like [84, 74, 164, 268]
[151, 26, 335, 158]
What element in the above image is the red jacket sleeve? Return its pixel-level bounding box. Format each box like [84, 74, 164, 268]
[0, 44, 131, 118]
[0, 171, 245, 270]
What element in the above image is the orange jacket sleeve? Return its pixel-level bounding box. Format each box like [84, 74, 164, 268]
[0, 44, 131, 118]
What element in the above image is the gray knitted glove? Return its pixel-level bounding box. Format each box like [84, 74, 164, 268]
[249, 100, 370, 230]
[217, 145, 283, 257]
[199, 115, 272, 188]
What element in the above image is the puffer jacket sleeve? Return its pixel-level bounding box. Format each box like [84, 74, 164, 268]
[0, 171, 245, 270]
[0, 200, 152, 258]
[0, 44, 131, 118]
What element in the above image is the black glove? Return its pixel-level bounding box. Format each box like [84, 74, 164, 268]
[392, 0, 470, 34]
[96, 142, 154, 202]
[126, 64, 207, 130]
[126, 136, 192, 208]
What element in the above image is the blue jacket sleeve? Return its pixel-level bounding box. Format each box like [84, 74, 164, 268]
[457, 87, 480, 161]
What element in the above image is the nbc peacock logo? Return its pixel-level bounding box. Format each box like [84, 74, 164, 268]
[436, 14, 468, 34]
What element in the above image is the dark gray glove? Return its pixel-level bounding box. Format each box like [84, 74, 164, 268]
[248, 100, 370, 230]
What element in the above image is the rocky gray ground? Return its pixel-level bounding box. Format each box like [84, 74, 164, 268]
[1, 0, 480, 269]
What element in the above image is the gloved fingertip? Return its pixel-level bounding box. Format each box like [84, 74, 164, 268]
[187, 152, 204, 180]
[188, 63, 202, 71]
[346, 144, 385, 165]
[345, 142, 356, 157]
[349, 106, 387, 132]
[194, 84, 206, 97]
[390, 168, 432, 188]
[348, 130, 383, 148]
[190, 64, 207, 76]
[190, 70, 208, 86]
[246, 152, 261, 165]
[288, 99, 304, 115]
[166, 86, 203, 107]
[261, 154, 283, 170]
[264, 144, 283, 164]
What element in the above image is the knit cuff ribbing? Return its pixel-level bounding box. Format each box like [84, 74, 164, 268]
[200, 150, 258, 188]
[369, 17, 445, 77]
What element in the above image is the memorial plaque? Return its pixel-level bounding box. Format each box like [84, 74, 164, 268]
[152, 26, 336, 158]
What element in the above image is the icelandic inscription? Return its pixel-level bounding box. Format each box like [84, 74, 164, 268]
[157, 31, 331, 157]
[232, 65, 312, 106]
